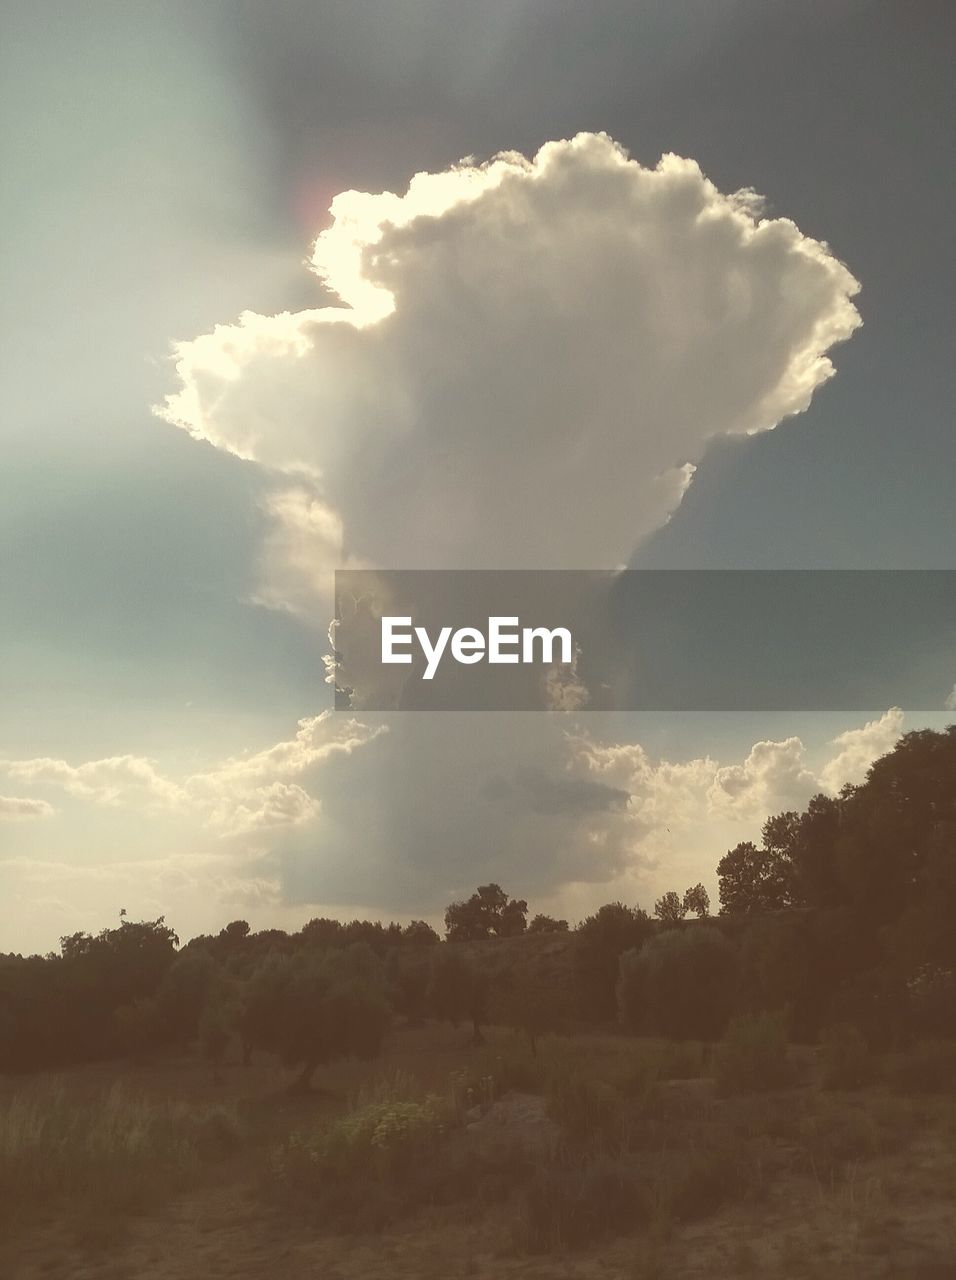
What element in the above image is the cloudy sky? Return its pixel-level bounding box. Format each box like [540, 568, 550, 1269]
[1, 1, 953, 954]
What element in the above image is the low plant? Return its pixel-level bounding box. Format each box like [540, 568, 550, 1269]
[713, 1011, 794, 1096]
[820, 1023, 875, 1091]
[886, 1039, 956, 1095]
[545, 1068, 625, 1148]
[513, 1154, 652, 1252]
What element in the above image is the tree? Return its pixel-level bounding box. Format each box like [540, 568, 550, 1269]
[156, 947, 218, 1046]
[402, 920, 441, 946]
[717, 841, 791, 915]
[444, 884, 528, 941]
[385, 947, 432, 1025]
[573, 903, 652, 1022]
[682, 883, 710, 918]
[654, 891, 687, 926]
[788, 794, 846, 910]
[737, 914, 812, 1036]
[113, 996, 165, 1063]
[527, 914, 569, 934]
[491, 968, 571, 1054]
[243, 944, 389, 1091]
[220, 919, 251, 943]
[618, 926, 738, 1040]
[198, 991, 235, 1084]
[427, 949, 487, 1043]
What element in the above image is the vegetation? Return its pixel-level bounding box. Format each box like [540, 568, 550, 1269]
[1, 725, 955, 1273]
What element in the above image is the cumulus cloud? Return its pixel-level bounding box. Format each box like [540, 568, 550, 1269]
[158, 132, 861, 594]
[819, 706, 905, 793]
[144, 134, 870, 927]
[708, 736, 818, 818]
[0, 713, 384, 843]
[190, 713, 385, 831]
[0, 795, 54, 821]
[0, 755, 185, 809]
[207, 781, 319, 838]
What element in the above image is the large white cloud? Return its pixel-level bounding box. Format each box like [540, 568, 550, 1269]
[708, 736, 819, 819]
[818, 706, 905, 793]
[158, 132, 860, 593]
[135, 134, 874, 933]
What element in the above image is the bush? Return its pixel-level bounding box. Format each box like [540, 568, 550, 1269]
[513, 1155, 651, 1252]
[796, 1103, 890, 1179]
[886, 1039, 956, 1094]
[271, 1088, 452, 1227]
[545, 1069, 624, 1148]
[713, 1011, 794, 1096]
[665, 1144, 745, 1222]
[820, 1023, 875, 1090]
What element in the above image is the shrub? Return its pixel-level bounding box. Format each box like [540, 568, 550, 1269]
[271, 1089, 452, 1227]
[820, 1023, 875, 1090]
[513, 1155, 651, 1252]
[545, 1069, 624, 1148]
[713, 1011, 794, 1096]
[271, 1074, 534, 1228]
[796, 1103, 890, 1180]
[665, 1145, 744, 1222]
[886, 1039, 956, 1094]
[907, 965, 956, 1040]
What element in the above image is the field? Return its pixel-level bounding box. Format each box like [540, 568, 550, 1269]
[3, 1023, 956, 1280]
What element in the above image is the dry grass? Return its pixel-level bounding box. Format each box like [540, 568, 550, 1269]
[0, 1076, 242, 1225]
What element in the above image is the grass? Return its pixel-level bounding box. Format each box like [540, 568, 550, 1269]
[0, 1076, 242, 1224]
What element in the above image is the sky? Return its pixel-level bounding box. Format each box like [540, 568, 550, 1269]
[0, 1, 953, 954]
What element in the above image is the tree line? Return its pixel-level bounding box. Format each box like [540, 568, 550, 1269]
[0, 725, 953, 1080]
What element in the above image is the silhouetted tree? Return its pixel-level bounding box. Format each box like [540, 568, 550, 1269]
[654, 891, 687, 926]
[427, 948, 487, 1043]
[618, 926, 737, 1040]
[527, 914, 570, 934]
[717, 841, 792, 915]
[444, 884, 528, 941]
[682, 883, 710, 918]
[243, 943, 389, 1091]
[385, 947, 432, 1025]
[574, 903, 652, 1022]
[491, 968, 572, 1054]
[401, 920, 441, 946]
